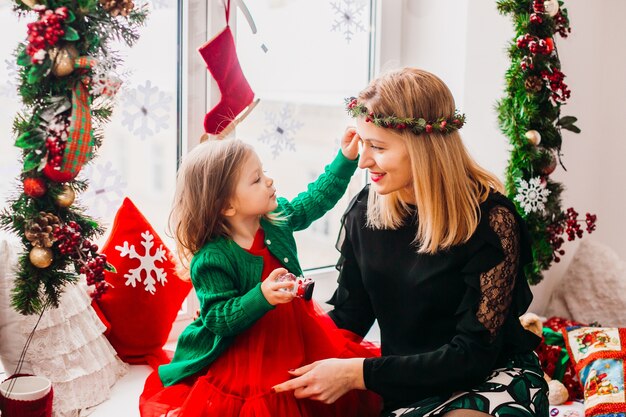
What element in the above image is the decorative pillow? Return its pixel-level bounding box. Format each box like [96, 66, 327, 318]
[563, 326, 626, 416]
[546, 239, 626, 327]
[95, 198, 191, 367]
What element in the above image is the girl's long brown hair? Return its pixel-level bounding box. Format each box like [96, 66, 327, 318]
[169, 139, 253, 266]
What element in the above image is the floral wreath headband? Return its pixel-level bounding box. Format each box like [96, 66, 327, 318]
[345, 97, 466, 135]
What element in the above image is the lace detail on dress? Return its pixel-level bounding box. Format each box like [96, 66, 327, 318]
[476, 205, 520, 341]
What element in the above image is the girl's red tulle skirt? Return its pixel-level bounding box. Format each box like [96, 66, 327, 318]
[140, 297, 381, 417]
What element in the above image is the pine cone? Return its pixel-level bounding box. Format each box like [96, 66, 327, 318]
[525, 75, 544, 93]
[25, 212, 61, 248]
[99, 0, 134, 17]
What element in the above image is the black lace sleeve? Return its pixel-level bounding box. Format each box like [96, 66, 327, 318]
[476, 205, 520, 341]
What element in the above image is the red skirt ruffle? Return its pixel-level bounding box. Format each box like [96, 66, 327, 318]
[140, 298, 381, 417]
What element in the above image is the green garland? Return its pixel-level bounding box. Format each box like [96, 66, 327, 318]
[0, 0, 147, 314]
[496, 0, 596, 284]
[344, 97, 467, 135]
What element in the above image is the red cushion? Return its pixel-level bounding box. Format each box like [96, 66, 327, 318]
[95, 198, 191, 367]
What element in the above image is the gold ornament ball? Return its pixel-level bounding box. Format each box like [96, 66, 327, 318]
[51, 45, 78, 78]
[55, 186, 76, 207]
[30, 246, 53, 268]
[525, 130, 542, 146]
[544, 0, 560, 17]
[20, 0, 38, 8]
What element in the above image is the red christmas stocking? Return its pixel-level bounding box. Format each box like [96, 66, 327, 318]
[199, 25, 256, 136]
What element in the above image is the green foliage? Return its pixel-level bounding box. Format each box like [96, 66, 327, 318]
[496, 0, 586, 285]
[1, 0, 148, 314]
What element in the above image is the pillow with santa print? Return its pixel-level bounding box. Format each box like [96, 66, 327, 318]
[94, 198, 191, 368]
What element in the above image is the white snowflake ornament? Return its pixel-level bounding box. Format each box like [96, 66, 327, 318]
[330, 0, 367, 43]
[515, 177, 551, 214]
[115, 231, 168, 294]
[258, 105, 303, 158]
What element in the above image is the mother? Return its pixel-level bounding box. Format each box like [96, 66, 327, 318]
[273, 68, 549, 417]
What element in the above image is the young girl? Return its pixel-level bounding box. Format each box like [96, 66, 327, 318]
[139, 133, 381, 417]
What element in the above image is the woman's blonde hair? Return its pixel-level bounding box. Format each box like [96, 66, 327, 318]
[360, 67, 504, 254]
[169, 139, 253, 266]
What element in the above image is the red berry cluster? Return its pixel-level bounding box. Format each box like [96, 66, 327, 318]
[516, 34, 553, 55]
[81, 253, 108, 300]
[26, 6, 68, 64]
[541, 68, 571, 103]
[547, 208, 598, 262]
[53, 221, 83, 255]
[532, 0, 545, 13]
[554, 12, 571, 38]
[54, 221, 109, 299]
[45, 115, 70, 169]
[529, 13, 543, 25]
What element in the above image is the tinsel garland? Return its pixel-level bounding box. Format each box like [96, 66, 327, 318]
[496, 0, 596, 284]
[0, 0, 148, 314]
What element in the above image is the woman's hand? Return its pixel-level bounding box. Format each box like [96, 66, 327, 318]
[341, 127, 361, 161]
[261, 268, 295, 306]
[272, 358, 366, 404]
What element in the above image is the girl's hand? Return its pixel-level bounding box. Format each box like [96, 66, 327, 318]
[341, 127, 361, 161]
[272, 358, 366, 404]
[261, 268, 296, 306]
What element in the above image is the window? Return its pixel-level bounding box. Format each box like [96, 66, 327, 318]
[232, 0, 374, 270]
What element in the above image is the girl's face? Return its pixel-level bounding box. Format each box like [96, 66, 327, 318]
[229, 151, 278, 217]
[356, 118, 414, 202]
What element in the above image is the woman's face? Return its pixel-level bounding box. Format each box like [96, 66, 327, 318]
[356, 118, 415, 202]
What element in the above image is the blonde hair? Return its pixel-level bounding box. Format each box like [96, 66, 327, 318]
[360, 68, 504, 254]
[169, 139, 253, 266]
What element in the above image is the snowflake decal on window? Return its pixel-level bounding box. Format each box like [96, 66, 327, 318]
[121, 80, 172, 140]
[80, 162, 127, 219]
[515, 177, 551, 214]
[0, 59, 19, 98]
[149, 0, 172, 9]
[330, 0, 367, 43]
[257, 105, 303, 159]
[115, 231, 168, 294]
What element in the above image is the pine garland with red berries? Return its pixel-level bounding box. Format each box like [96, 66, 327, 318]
[0, 0, 147, 314]
[496, 0, 596, 284]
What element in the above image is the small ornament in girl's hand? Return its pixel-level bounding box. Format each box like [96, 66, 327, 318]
[275, 273, 315, 301]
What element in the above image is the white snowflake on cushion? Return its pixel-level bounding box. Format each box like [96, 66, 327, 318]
[330, 0, 367, 43]
[258, 105, 303, 159]
[80, 162, 127, 219]
[115, 231, 168, 294]
[515, 176, 551, 214]
[121, 80, 172, 140]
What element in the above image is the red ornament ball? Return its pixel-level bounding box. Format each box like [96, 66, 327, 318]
[23, 177, 47, 198]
